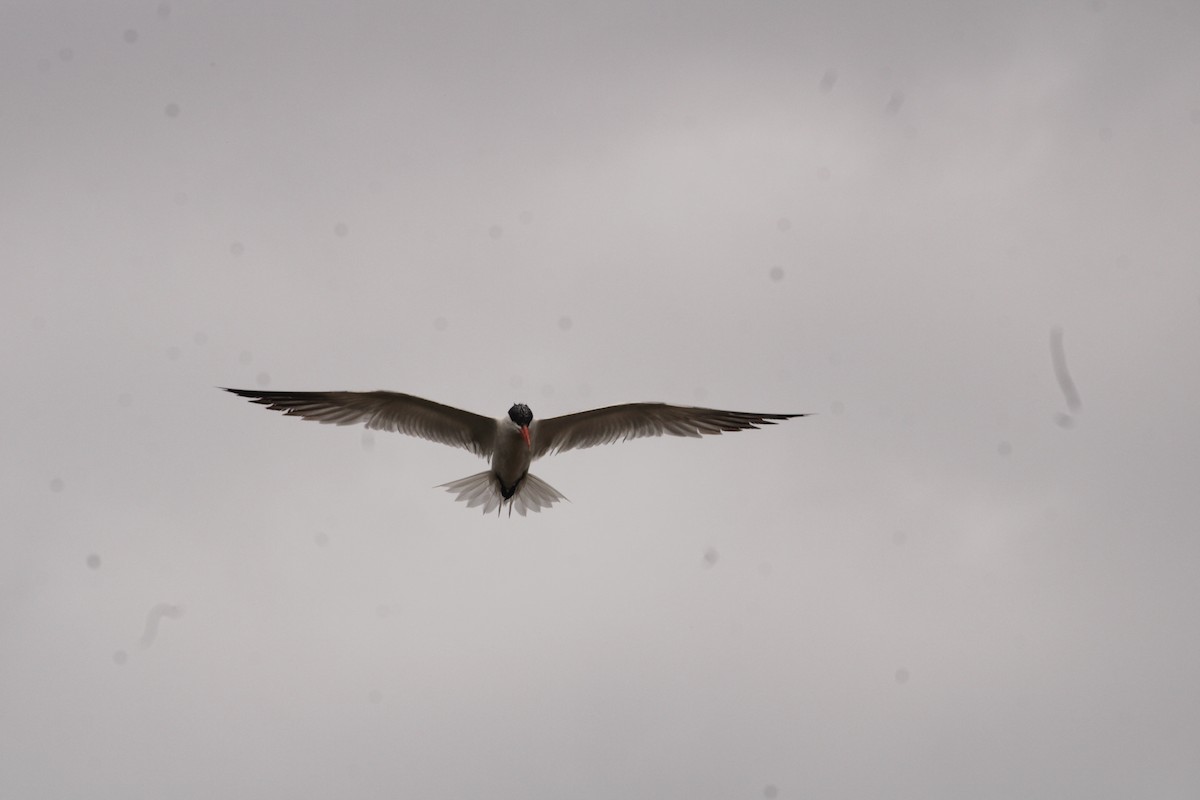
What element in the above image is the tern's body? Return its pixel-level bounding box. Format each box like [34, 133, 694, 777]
[223, 388, 807, 515]
[490, 418, 533, 499]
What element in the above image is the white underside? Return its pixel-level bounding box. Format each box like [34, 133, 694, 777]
[438, 471, 568, 516]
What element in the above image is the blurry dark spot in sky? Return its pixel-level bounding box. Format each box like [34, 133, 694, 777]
[86, 554, 101, 570]
[238, 349, 253, 365]
[50, 478, 64, 493]
[819, 68, 837, 93]
[164, 102, 180, 118]
[519, 210, 533, 224]
[557, 315, 573, 331]
[895, 667, 910, 684]
[139, 603, 183, 649]
[892, 530, 907, 546]
[123, 29, 138, 44]
[117, 393, 132, 407]
[256, 371, 271, 386]
[166, 346, 181, 360]
[776, 217, 791, 233]
[885, 91, 905, 115]
[368, 689, 383, 704]
[334, 222, 348, 237]
[229, 241, 244, 256]
[703, 547, 719, 567]
[58, 48, 74, 62]
[997, 441, 1012, 456]
[768, 266, 784, 282]
[1050, 326, 1083, 414]
[488, 225, 503, 239]
[193, 331, 208, 346]
[361, 432, 374, 451]
[763, 785, 779, 799]
[433, 316, 448, 331]
[1054, 412, 1074, 429]
[314, 531, 329, 547]
[112, 650, 128, 666]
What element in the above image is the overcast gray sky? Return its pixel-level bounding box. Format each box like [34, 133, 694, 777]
[3, 2, 1200, 798]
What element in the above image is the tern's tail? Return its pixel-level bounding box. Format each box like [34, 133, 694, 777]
[438, 471, 568, 516]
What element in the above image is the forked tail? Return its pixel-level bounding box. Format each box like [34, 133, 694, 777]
[438, 471, 568, 516]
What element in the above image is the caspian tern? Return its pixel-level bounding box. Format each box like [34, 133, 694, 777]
[222, 388, 807, 515]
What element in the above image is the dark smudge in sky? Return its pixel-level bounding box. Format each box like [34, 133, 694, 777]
[1050, 326, 1082, 414]
[139, 603, 184, 649]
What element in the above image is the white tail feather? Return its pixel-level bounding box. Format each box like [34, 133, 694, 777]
[438, 471, 568, 516]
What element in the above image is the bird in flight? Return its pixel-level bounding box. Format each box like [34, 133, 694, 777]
[222, 388, 807, 515]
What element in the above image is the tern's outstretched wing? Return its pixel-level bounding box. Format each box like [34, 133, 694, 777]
[223, 388, 496, 458]
[531, 403, 806, 459]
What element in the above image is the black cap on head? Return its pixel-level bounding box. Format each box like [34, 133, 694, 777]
[508, 403, 532, 426]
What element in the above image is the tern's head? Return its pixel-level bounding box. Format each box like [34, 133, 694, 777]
[508, 403, 533, 427]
